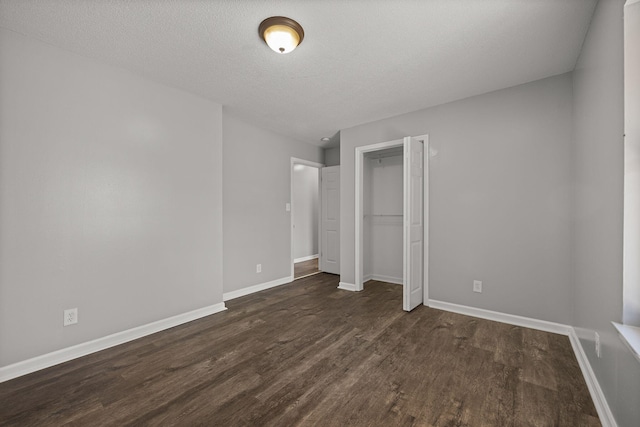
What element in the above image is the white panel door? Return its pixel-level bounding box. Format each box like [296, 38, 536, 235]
[403, 137, 424, 311]
[321, 166, 340, 275]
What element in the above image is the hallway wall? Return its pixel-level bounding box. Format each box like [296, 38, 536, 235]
[222, 113, 322, 294]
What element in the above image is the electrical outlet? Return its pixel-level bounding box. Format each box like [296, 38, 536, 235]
[473, 280, 482, 293]
[595, 332, 601, 358]
[63, 308, 78, 326]
[256, 264, 262, 273]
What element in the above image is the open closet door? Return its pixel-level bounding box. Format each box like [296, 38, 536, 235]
[403, 137, 424, 311]
[320, 166, 340, 275]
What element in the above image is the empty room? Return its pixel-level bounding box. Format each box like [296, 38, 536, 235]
[1, 0, 639, 425]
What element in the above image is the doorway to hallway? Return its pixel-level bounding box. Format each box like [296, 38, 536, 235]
[290, 158, 323, 280]
[294, 258, 319, 280]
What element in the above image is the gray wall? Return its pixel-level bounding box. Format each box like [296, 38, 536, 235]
[0, 29, 224, 367]
[624, 0, 640, 326]
[340, 73, 574, 324]
[572, 0, 640, 425]
[324, 147, 340, 166]
[222, 112, 323, 294]
[293, 165, 319, 260]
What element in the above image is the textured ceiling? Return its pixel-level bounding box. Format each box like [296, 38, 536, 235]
[0, 0, 597, 146]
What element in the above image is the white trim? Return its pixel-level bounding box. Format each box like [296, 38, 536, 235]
[428, 299, 616, 426]
[0, 302, 227, 383]
[364, 274, 403, 285]
[223, 276, 293, 301]
[428, 299, 572, 335]
[423, 137, 430, 303]
[403, 138, 410, 310]
[294, 254, 319, 263]
[290, 158, 324, 280]
[291, 158, 325, 169]
[568, 330, 618, 427]
[338, 281, 359, 292]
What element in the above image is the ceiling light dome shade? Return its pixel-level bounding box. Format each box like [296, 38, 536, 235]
[259, 16, 304, 54]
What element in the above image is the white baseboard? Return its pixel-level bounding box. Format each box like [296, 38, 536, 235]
[568, 330, 617, 427]
[428, 299, 616, 427]
[338, 282, 359, 292]
[364, 274, 403, 285]
[427, 299, 572, 335]
[294, 254, 319, 263]
[0, 302, 227, 383]
[223, 276, 293, 301]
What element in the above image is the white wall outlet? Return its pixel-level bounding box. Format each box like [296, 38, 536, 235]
[256, 264, 262, 273]
[63, 308, 78, 326]
[285, 203, 291, 212]
[473, 280, 482, 293]
[595, 332, 601, 358]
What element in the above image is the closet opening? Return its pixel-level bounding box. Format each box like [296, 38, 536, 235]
[354, 136, 429, 311]
[363, 147, 404, 286]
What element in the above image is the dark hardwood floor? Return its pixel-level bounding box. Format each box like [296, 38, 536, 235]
[0, 274, 599, 426]
[294, 258, 319, 279]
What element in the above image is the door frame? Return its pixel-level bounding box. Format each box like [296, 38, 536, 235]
[290, 157, 324, 280]
[354, 135, 430, 304]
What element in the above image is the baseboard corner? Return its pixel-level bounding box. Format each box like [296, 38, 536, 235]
[427, 299, 616, 427]
[223, 276, 293, 301]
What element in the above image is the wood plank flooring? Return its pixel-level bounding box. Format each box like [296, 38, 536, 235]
[0, 274, 599, 426]
[294, 258, 319, 279]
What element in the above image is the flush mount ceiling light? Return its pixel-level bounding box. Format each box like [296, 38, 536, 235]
[259, 16, 304, 54]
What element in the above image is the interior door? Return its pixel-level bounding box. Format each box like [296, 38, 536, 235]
[320, 166, 340, 274]
[403, 137, 424, 311]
